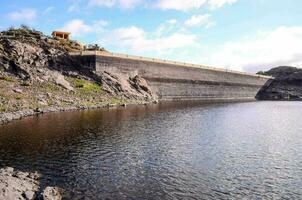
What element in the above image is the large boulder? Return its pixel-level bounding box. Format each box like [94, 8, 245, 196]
[52, 71, 74, 91]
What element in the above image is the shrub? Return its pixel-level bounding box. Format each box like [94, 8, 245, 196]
[0, 76, 14, 82]
[74, 79, 101, 92]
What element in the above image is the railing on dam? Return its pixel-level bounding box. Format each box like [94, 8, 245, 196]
[70, 51, 272, 79]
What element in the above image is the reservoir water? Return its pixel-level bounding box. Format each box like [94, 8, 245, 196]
[0, 101, 302, 199]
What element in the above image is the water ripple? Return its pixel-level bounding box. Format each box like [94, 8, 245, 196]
[0, 101, 302, 199]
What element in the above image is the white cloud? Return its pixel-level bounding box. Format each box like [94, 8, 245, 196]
[167, 19, 178, 24]
[43, 6, 54, 15]
[154, 19, 180, 37]
[88, 0, 116, 7]
[208, 0, 238, 9]
[93, 19, 109, 27]
[68, 5, 79, 12]
[59, 19, 108, 36]
[154, 0, 238, 11]
[206, 26, 302, 71]
[88, 0, 143, 8]
[185, 14, 214, 28]
[155, 0, 207, 11]
[60, 20, 92, 36]
[119, 0, 143, 9]
[8, 8, 37, 23]
[102, 26, 196, 53]
[86, 0, 238, 10]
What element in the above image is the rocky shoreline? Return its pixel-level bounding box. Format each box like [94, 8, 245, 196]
[0, 167, 61, 200]
[0, 100, 155, 125]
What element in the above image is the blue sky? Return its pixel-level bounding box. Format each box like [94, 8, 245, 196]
[1, 0, 302, 72]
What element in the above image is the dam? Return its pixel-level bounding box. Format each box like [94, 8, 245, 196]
[71, 51, 272, 101]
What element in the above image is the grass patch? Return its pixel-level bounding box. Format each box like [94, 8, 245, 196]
[20, 81, 31, 86]
[0, 105, 6, 112]
[107, 98, 126, 105]
[0, 76, 14, 82]
[42, 83, 61, 92]
[15, 95, 22, 100]
[74, 79, 102, 93]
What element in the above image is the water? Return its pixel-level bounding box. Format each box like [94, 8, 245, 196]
[0, 101, 302, 199]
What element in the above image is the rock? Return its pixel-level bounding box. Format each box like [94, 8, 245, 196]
[0, 167, 40, 200]
[38, 100, 48, 106]
[40, 187, 62, 200]
[257, 66, 302, 100]
[12, 88, 23, 94]
[153, 100, 159, 104]
[52, 72, 74, 91]
[98, 72, 154, 100]
[0, 27, 82, 81]
[0, 27, 158, 123]
[34, 107, 43, 113]
[0, 167, 63, 200]
[131, 75, 152, 94]
[107, 103, 116, 108]
[24, 190, 35, 199]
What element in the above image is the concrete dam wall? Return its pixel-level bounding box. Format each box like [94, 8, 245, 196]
[72, 51, 272, 101]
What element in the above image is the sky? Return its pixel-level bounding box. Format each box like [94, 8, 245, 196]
[1, 0, 302, 72]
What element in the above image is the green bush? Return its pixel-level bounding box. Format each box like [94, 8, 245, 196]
[74, 79, 101, 92]
[0, 76, 14, 82]
[20, 81, 31, 86]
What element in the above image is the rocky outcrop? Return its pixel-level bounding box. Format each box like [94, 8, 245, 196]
[0, 167, 62, 200]
[0, 27, 82, 80]
[99, 72, 154, 100]
[0, 26, 155, 122]
[256, 66, 302, 100]
[0, 27, 154, 98]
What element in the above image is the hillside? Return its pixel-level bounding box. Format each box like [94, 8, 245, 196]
[256, 66, 302, 100]
[0, 27, 155, 123]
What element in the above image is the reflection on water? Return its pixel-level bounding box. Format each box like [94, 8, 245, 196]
[0, 101, 302, 199]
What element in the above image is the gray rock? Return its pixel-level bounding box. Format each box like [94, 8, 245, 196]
[24, 190, 36, 199]
[257, 66, 302, 100]
[12, 88, 23, 94]
[52, 72, 74, 91]
[0, 167, 40, 200]
[0, 167, 63, 200]
[40, 187, 62, 200]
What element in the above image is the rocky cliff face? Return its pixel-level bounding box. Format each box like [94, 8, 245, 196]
[0, 27, 155, 120]
[256, 66, 302, 100]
